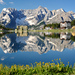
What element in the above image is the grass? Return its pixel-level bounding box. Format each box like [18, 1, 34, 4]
[0, 59, 75, 75]
[28, 29, 75, 33]
[0, 28, 74, 33]
[0, 30, 3, 32]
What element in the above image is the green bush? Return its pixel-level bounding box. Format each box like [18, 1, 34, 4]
[71, 36, 75, 42]
[0, 25, 13, 30]
[44, 23, 60, 29]
[71, 20, 75, 26]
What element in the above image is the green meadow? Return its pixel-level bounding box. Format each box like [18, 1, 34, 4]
[28, 29, 75, 33]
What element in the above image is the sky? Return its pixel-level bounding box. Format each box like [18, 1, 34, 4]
[0, 0, 75, 13]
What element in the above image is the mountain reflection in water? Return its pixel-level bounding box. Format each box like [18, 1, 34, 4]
[0, 32, 75, 54]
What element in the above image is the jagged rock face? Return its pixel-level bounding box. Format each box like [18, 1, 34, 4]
[0, 8, 18, 29]
[52, 8, 65, 15]
[46, 12, 73, 24]
[16, 6, 53, 25]
[0, 6, 75, 29]
[0, 34, 75, 54]
[68, 11, 75, 19]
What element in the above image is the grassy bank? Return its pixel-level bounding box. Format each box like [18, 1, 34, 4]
[0, 59, 75, 75]
[28, 29, 75, 33]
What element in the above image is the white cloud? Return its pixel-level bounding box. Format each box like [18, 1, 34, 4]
[9, 2, 14, 4]
[0, 0, 5, 4]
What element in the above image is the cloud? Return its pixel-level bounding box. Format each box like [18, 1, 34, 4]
[9, 2, 14, 4]
[0, 0, 5, 4]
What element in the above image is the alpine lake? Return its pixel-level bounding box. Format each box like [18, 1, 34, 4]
[0, 31, 75, 67]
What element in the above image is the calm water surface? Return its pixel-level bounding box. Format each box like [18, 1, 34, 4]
[0, 32, 75, 67]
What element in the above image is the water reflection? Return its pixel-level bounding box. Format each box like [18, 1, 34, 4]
[0, 32, 75, 54]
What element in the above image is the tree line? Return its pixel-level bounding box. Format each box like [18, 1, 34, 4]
[0, 24, 13, 30]
[71, 20, 75, 26]
[44, 23, 60, 29]
[44, 20, 75, 29]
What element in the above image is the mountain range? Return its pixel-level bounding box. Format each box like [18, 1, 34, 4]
[0, 6, 75, 29]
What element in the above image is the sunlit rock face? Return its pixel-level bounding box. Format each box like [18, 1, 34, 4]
[0, 6, 75, 29]
[0, 34, 75, 54]
[0, 8, 18, 29]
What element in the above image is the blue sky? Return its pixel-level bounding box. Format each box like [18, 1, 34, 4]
[0, 0, 75, 13]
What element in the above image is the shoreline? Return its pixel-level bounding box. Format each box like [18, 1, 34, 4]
[28, 29, 75, 33]
[0, 29, 75, 33]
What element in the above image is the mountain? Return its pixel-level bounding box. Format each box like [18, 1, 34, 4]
[0, 33, 75, 54]
[0, 6, 75, 29]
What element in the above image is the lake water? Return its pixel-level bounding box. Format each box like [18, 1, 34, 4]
[0, 32, 75, 67]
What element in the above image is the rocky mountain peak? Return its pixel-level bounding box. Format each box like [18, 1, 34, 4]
[38, 6, 44, 9]
[57, 8, 65, 12]
[2, 8, 17, 13]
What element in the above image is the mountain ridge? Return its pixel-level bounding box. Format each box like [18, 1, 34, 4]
[0, 6, 75, 29]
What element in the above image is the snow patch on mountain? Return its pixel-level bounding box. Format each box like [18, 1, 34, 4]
[16, 17, 29, 25]
[2, 14, 10, 23]
[2, 8, 10, 13]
